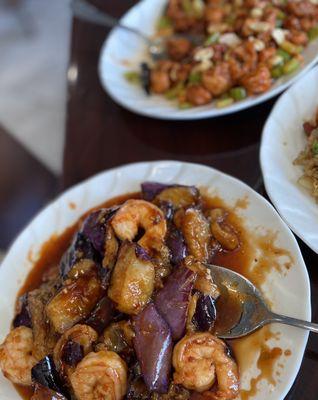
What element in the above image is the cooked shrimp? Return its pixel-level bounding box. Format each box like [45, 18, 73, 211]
[0, 326, 37, 385]
[53, 324, 98, 377]
[150, 70, 171, 94]
[111, 199, 167, 253]
[70, 350, 127, 400]
[240, 64, 271, 94]
[173, 332, 239, 399]
[186, 84, 212, 106]
[202, 63, 232, 96]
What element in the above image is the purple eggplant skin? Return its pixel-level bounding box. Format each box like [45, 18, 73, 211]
[32, 384, 68, 400]
[141, 182, 173, 201]
[31, 355, 67, 396]
[193, 294, 216, 332]
[61, 340, 84, 367]
[60, 232, 97, 279]
[13, 294, 32, 329]
[85, 297, 114, 334]
[133, 303, 173, 394]
[81, 207, 118, 255]
[155, 267, 196, 341]
[166, 227, 188, 265]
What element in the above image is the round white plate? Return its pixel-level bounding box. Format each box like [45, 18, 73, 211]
[99, 0, 318, 120]
[261, 65, 318, 253]
[0, 161, 310, 399]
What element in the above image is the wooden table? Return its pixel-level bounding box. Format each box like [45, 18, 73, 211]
[64, 2, 318, 398]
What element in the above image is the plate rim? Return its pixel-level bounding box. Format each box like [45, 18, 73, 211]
[260, 64, 318, 254]
[0, 160, 311, 400]
[98, 0, 318, 120]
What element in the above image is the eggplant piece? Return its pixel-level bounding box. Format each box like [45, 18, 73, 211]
[46, 271, 103, 334]
[133, 303, 172, 393]
[60, 233, 97, 279]
[81, 207, 119, 255]
[31, 384, 67, 400]
[61, 340, 84, 367]
[155, 267, 196, 340]
[141, 182, 173, 201]
[108, 242, 155, 315]
[31, 356, 66, 395]
[85, 297, 114, 334]
[166, 226, 187, 265]
[140, 63, 151, 94]
[192, 294, 216, 331]
[13, 294, 32, 328]
[154, 186, 199, 209]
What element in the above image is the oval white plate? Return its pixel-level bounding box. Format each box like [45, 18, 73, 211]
[261, 65, 318, 253]
[99, 0, 318, 120]
[0, 161, 310, 399]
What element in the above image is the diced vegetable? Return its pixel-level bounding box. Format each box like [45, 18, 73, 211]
[46, 271, 103, 334]
[13, 294, 32, 329]
[165, 83, 185, 100]
[205, 32, 220, 45]
[133, 303, 173, 393]
[277, 48, 291, 62]
[108, 242, 155, 315]
[61, 341, 84, 367]
[141, 182, 173, 201]
[182, 0, 193, 15]
[215, 98, 234, 108]
[179, 102, 192, 109]
[166, 227, 188, 265]
[155, 267, 196, 340]
[157, 16, 172, 30]
[282, 58, 300, 74]
[308, 26, 318, 41]
[124, 71, 140, 84]
[31, 356, 66, 395]
[229, 87, 247, 101]
[188, 71, 202, 84]
[192, 294, 216, 331]
[312, 140, 318, 155]
[154, 185, 199, 209]
[271, 65, 283, 78]
[280, 40, 302, 55]
[85, 297, 114, 334]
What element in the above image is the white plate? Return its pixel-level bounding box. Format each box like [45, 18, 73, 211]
[0, 161, 310, 399]
[261, 65, 318, 253]
[98, 0, 318, 120]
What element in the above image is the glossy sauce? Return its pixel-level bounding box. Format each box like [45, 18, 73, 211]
[14, 191, 291, 399]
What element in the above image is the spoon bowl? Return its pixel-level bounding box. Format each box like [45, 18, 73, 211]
[206, 263, 318, 339]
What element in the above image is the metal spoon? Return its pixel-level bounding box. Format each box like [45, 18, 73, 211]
[206, 263, 317, 339]
[71, 0, 166, 60]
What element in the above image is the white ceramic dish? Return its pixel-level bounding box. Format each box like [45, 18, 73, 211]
[98, 0, 318, 120]
[261, 65, 318, 253]
[0, 161, 310, 399]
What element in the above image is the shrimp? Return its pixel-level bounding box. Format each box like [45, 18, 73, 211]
[150, 70, 171, 94]
[0, 326, 37, 385]
[202, 63, 232, 96]
[111, 199, 167, 253]
[173, 332, 239, 399]
[53, 324, 98, 378]
[70, 350, 127, 400]
[240, 64, 271, 94]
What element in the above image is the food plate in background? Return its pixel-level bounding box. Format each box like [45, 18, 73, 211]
[261, 65, 318, 254]
[98, 0, 318, 120]
[0, 160, 310, 400]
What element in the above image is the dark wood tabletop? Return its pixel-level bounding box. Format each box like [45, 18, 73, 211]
[64, 1, 318, 399]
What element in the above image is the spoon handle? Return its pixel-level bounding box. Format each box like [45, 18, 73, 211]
[71, 0, 149, 42]
[270, 313, 318, 333]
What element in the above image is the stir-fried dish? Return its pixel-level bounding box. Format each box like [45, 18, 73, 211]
[0, 183, 245, 400]
[125, 0, 318, 109]
[294, 108, 318, 201]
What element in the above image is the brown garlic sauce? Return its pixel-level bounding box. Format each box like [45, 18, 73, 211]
[14, 191, 292, 399]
